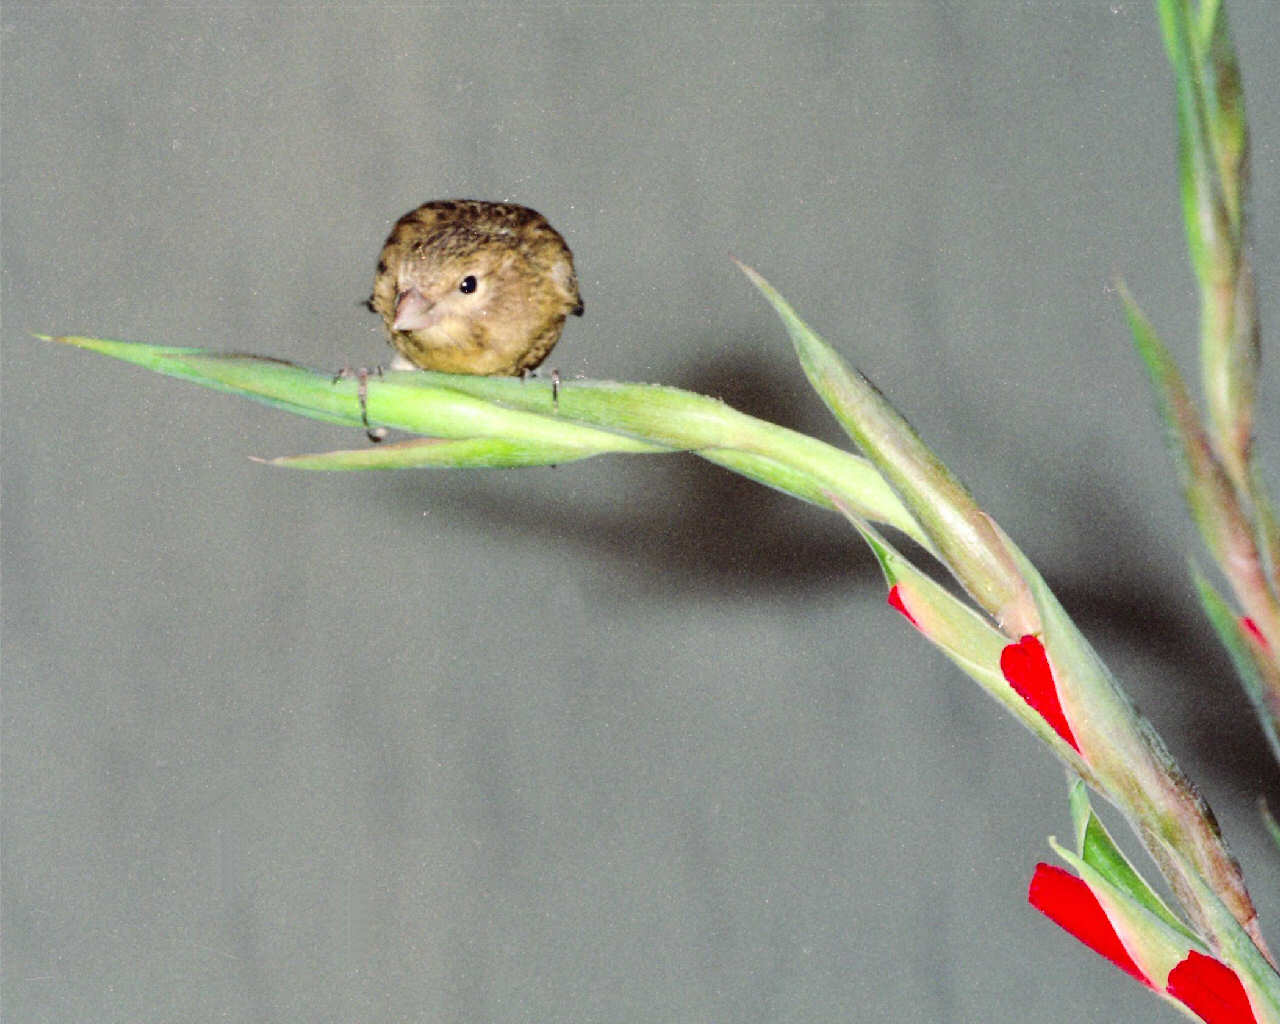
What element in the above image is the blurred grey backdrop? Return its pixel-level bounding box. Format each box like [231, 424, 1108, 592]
[4, 3, 1279, 1022]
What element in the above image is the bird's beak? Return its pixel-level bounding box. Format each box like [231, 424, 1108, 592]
[393, 288, 438, 331]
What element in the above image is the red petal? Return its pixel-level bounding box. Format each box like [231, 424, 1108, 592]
[1000, 635, 1080, 752]
[1027, 863, 1151, 986]
[1167, 951, 1258, 1024]
[887, 584, 919, 626]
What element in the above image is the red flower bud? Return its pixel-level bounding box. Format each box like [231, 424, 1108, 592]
[1166, 950, 1258, 1024]
[1027, 863, 1150, 985]
[1000, 635, 1080, 753]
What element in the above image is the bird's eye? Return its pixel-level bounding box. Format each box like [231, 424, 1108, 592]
[459, 275, 478, 294]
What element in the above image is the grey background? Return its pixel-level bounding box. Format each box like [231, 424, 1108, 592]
[4, 3, 1279, 1021]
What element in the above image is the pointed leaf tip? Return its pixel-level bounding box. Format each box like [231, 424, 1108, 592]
[737, 267, 1038, 635]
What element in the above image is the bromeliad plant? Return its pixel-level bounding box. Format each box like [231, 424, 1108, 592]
[41, 1, 1278, 1020]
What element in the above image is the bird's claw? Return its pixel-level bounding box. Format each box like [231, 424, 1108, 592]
[520, 366, 561, 411]
[332, 365, 388, 443]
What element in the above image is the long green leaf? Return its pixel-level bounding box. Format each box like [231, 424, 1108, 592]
[735, 264, 1036, 635]
[43, 334, 928, 545]
[1120, 288, 1243, 567]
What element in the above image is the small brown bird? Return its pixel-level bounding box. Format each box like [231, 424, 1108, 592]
[367, 199, 583, 376]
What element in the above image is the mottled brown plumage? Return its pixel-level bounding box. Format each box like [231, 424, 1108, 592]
[368, 199, 583, 376]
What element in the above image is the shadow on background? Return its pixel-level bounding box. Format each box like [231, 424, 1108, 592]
[368, 335, 1278, 802]
[375, 336, 880, 595]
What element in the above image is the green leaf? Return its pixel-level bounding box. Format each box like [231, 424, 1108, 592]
[44, 336, 659, 451]
[735, 264, 1037, 636]
[42, 334, 928, 545]
[1201, 3, 1247, 231]
[1261, 799, 1280, 856]
[1157, 0, 1218, 284]
[43, 336, 360, 426]
[1191, 569, 1280, 764]
[1120, 288, 1239, 566]
[1067, 779, 1196, 941]
[257, 436, 608, 470]
[408, 373, 923, 541]
[1157, 0, 1259, 486]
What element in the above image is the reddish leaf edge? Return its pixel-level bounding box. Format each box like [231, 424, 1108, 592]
[886, 584, 919, 627]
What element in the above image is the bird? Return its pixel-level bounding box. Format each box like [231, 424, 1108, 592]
[367, 199, 583, 376]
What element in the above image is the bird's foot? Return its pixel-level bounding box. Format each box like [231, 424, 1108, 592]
[332, 364, 388, 443]
[520, 367, 561, 410]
